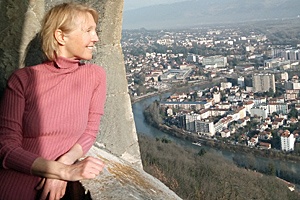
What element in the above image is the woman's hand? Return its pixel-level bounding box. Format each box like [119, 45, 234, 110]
[36, 178, 67, 200]
[31, 143, 105, 181]
[34, 156, 104, 200]
[64, 156, 105, 181]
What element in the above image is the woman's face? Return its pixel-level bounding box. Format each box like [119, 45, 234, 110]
[59, 13, 99, 60]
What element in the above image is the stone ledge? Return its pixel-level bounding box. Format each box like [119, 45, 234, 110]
[81, 143, 182, 200]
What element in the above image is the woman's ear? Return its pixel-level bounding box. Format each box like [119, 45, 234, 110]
[54, 29, 66, 45]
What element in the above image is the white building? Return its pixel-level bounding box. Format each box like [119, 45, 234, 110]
[185, 113, 201, 132]
[264, 58, 291, 70]
[236, 106, 247, 119]
[280, 130, 295, 151]
[157, 38, 174, 46]
[161, 101, 210, 110]
[214, 116, 233, 133]
[166, 108, 173, 116]
[268, 103, 289, 115]
[209, 108, 228, 117]
[284, 49, 300, 61]
[202, 55, 227, 68]
[280, 72, 289, 81]
[285, 81, 300, 90]
[250, 106, 268, 119]
[238, 76, 245, 87]
[220, 129, 231, 138]
[213, 92, 221, 104]
[252, 73, 276, 93]
[228, 111, 240, 122]
[217, 102, 231, 109]
[160, 69, 191, 81]
[284, 90, 298, 101]
[195, 120, 215, 137]
[187, 54, 197, 63]
[199, 109, 211, 120]
[243, 100, 254, 114]
[253, 97, 267, 106]
[220, 82, 232, 90]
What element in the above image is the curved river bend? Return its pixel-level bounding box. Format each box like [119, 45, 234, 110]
[132, 93, 300, 179]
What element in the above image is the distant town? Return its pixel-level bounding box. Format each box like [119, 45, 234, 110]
[122, 22, 300, 155]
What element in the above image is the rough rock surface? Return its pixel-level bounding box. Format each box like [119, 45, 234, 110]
[83, 144, 181, 200]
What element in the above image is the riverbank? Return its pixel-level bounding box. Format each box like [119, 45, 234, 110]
[135, 78, 300, 163]
[133, 92, 300, 190]
[131, 78, 224, 104]
[134, 79, 300, 163]
[153, 122, 300, 163]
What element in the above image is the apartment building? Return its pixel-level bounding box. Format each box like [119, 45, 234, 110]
[268, 102, 289, 115]
[195, 120, 215, 137]
[202, 55, 227, 68]
[237, 76, 245, 87]
[183, 113, 201, 132]
[280, 130, 296, 151]
[252, 73, 276, 93]
[250, 106, 269, 119]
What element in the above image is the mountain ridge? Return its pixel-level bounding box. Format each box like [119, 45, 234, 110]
[123, 0, 300, 29]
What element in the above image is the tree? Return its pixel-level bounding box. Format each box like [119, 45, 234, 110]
[245, 154, 256, 170]
[272, 112, 279, 118]
[153, 43, 167, 53]
[136, 85, 146, 96]
[144, 100, 163, 126]
[130, 46, 145, 56]
[288, 108, 298, 118]
[266, 162, 276, 176]
[274, 87, 284, 97]
[197, 148, 206, 156]
[174, 56, 182, 65]
[266, 88, 274, 97]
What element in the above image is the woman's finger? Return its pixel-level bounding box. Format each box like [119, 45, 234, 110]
[39, 188, 50, 200]
[36, 178, 46, 190]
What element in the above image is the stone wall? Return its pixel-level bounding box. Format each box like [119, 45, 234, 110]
[0, 0, 141, 166]
[0, 0, 181, 199]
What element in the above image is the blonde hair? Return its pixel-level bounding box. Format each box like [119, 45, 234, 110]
[40, 3, 98, 61]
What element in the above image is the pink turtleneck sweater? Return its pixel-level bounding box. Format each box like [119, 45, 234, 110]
[0, 57, 106, 199]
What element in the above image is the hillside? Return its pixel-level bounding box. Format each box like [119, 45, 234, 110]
[123, 0, 300, 29]
[138, 134, 300, 200]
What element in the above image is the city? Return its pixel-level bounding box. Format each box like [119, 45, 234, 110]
[122, 20, 300, 156]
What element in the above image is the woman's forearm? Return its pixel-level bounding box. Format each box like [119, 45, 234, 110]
[31, 155, 105, 181]
[31, 157, 69, 180]
[57, 143, 84, 165]
[30, 143, 104, 181]
[31, 144, 84, 179]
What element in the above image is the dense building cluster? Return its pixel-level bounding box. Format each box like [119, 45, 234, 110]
[160, 81, 298, 151]
[122, 27, 300, 152]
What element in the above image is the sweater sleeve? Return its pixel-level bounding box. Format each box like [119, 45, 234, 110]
[76, 66, 107, 154]
[0, 70, 40, 175]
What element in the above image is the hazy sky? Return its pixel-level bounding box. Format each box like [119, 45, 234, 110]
[124, 0, 186, 11]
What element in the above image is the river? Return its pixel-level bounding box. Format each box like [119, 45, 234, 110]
[132, 93, 300, 189]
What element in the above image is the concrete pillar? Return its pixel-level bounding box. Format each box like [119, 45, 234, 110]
[91, 0, 142, 168]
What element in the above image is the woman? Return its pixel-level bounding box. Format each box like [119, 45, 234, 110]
[0, 3, 106, 200]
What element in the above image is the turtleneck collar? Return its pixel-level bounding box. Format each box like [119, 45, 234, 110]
[55, 56, 81, 69]
[45, 56, 82, 73]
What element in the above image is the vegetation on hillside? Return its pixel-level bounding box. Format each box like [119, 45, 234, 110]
[138, 134, 300, 200]
[143, 100, 164, 127]
[143, 100, 300, 185]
